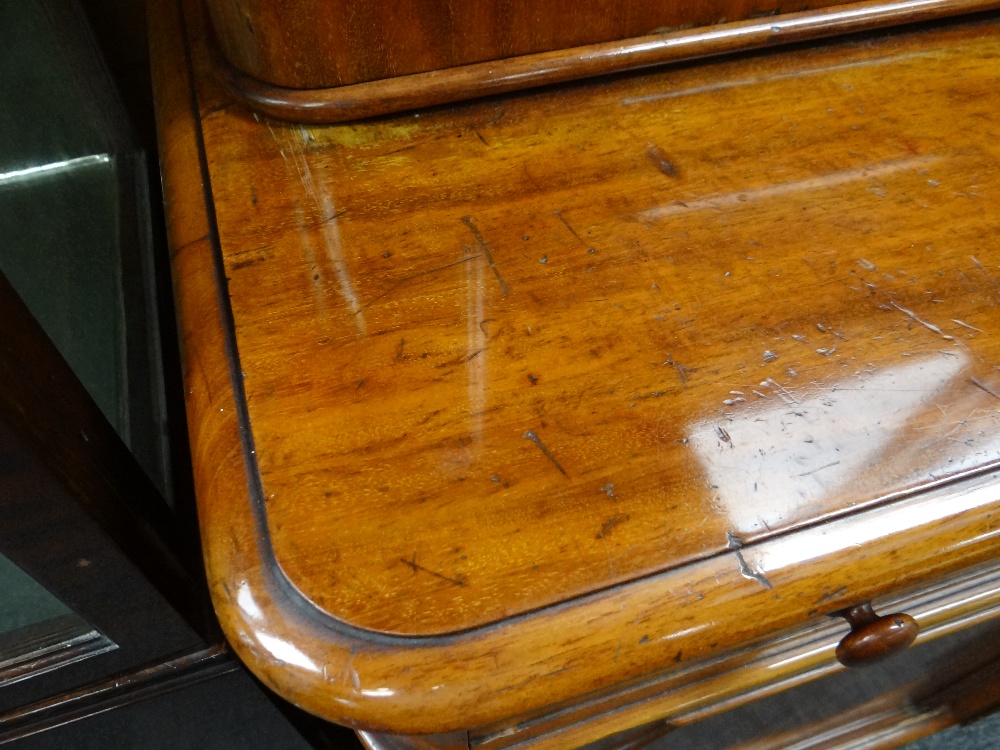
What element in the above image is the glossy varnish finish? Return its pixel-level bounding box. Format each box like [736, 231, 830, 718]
[834, 602, 919, 666]
[154, 0, 1000, 739]
[206, 17, 1000, 637]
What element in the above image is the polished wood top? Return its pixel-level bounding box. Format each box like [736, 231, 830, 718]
[198, 15, 1000, 636]
[153, 0, 1000, 736]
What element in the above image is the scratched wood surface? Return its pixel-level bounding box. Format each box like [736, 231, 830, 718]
[186, 12, 1000, 637]
[155, 1, 1000, 734]
[206, 0, 853, 90]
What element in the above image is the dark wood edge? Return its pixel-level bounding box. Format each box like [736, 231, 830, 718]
[206, 0, 1000, 123]
[0, 614, 116, 683]
[0, 645, 235, 742]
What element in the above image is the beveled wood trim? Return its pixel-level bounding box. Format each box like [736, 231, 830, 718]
[0, 616, 116, 688]
[0, 645, 235, 742]
[155, 0, 1000, 738]
[209, 0, 1000, 123]
[473, 561, 1000, 749]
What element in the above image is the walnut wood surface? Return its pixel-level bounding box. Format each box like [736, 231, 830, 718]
[152, 0, 1000, 738]
[212, 0, 1000, 123]
[197, 9, 1000, 638]
[475, 563, 1000, 750]
[205, 0, 853, 90]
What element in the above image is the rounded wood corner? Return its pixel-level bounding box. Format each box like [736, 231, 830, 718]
[197, 449, 1000, 735]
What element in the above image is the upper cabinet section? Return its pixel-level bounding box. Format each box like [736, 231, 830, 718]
[201, 0, 1000, 122]
[206, 0, 856, 89]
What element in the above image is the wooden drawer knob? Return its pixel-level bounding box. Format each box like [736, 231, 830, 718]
[835, 602, 919, 667]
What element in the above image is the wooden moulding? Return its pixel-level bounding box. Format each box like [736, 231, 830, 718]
[0, 646, 235, 742]
[204, 0, 855, 90]
[472, 562, 1000, 750]
[208, 0, 1000, 123]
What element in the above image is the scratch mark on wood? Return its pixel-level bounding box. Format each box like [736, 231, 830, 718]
[395, 338, 406, 361]
[639, 155, 940, 221]
[646, 143, 679, 177]
[818, 586, 849, 604]
[400, 553, 465, 587]
[600, 482, 617, 500]
[890, 301, 954, 340]
[523, 430, 568, 477]
[727, 533, 772, 589]
[553, 210, 593, 251]
[971, 377, 1000, 400]
[473, 129, 490, 146]
[661, 354, 695, 384]
[437, 347, 486, 368]
[379, 142, 419, 157]
[462, 216, 510, 296]
[232, 255, 267, 271]
[797, 460, 841, 477]
[952, 319, 984, 333]
[357, 255, 480, 313]
[596, 514, 630, 539]
[170, 232, 211, 259]
[761, 377, 797, 404]
[319, 209, 348, 226]
[716, 426, 732, 445]
[972, 256, 1000, 297]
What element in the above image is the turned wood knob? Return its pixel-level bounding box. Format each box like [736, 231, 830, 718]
[835, 602, 918, 667]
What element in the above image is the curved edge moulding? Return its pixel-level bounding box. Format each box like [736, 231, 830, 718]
[204, 0, 1000, 123]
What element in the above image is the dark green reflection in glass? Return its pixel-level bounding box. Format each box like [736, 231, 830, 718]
[0, 0, 170, 499]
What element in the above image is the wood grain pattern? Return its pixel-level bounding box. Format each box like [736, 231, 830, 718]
[205, 0, 855, 90]
[204, 10, 1000, 638]
[152, 0, 1000, 740]
[211, 0, 1000, 123]
[475, 563, 1000, 749]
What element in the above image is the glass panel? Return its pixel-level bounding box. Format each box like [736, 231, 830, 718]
[0, 0, 171, 499]
[0, 553, 115, 687]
